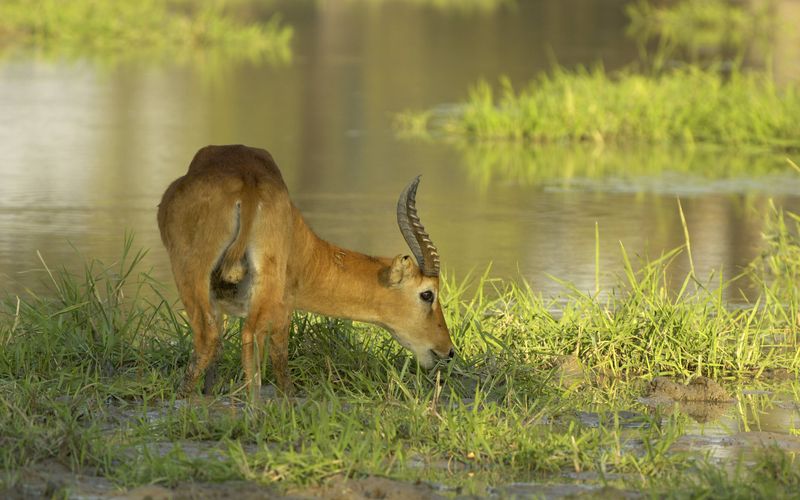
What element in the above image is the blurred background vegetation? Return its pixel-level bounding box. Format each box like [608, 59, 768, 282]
[0, 0, 293, 64]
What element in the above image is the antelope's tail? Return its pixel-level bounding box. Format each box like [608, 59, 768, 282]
[219, 187, 257, 283]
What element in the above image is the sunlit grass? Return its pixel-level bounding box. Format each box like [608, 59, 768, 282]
[1, 210, 799, 493]
[396, 66, 800, 149]
[0, 0, 293, 64]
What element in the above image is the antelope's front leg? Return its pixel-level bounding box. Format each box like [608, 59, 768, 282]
[241, 322, 260, 399]
[241, 302, 292, 399]
[267, 314, 293, 397]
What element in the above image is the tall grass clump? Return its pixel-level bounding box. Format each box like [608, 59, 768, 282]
[449, 245, 799, 384]
[0, 237, 186, 474]
[749, 162, 800, 308]
[0, 0, 293, 63]
[0, 236, 185, 393]
[396, 66, 800, 149]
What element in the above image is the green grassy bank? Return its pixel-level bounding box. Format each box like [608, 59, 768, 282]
[1, 203, 799, 495]
[396, 67, 800, 149]
[0, 0, 292, 63]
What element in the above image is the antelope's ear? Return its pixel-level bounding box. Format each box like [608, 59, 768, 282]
[388, 254, 415, 286]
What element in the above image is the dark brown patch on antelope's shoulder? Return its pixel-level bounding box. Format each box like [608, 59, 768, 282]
[377, 266, 392, 287]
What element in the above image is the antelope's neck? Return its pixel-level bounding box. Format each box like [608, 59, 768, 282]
[290, 210, 392, 323]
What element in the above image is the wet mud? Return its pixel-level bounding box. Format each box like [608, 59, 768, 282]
[2, 463, 445, 500]
[648, 376, 732, 403]
[639, 376, 735, 423]
[290, 475, 447, 499]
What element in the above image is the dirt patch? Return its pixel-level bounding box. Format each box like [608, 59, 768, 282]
[1, 463, 443, 500]
[0, 461, 285, 499]
[760, 368, 796, 382]
[290, 475, 446, 500]
[1, 460, 118, 499]
[641, 376, 734, 423]
[648, 376, 732, 402]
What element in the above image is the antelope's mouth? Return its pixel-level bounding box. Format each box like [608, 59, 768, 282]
[429, 348, 455, 362]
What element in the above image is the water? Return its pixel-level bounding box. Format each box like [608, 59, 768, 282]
[1, 0, 799, 298]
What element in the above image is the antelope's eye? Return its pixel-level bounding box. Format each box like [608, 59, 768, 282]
[419, 290, 434, 303]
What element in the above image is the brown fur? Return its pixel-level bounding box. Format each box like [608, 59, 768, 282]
[158, 145, 454, 397]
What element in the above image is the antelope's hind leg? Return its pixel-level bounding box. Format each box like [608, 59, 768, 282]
[267, 309, 293, 397]
[201, 313, 225, 395]
[174, 270, 223, 396]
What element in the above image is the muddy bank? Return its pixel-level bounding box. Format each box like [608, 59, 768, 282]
[1, 461, 282, 499]
[648, 376, 732, 402]
[1, 462, 445, 500]
[290, 475, 446, 499]
[639, 376, 735, 423]
[1, 462, 643, 500]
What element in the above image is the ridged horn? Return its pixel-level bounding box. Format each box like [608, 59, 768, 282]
[397, 176, 440, 277]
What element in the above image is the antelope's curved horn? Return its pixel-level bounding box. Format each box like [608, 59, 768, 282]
[397, 176, 440, 277]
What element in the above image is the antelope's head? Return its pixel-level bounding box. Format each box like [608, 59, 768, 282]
[383, 176, 455, 368]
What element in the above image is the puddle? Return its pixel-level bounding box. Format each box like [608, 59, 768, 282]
[575, 410, 650, 429]
[491, 482, 641, 499]
[637, 377, 800, 462]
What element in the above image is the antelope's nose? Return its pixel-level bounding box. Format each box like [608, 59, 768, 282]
[431, 347, 455, 362]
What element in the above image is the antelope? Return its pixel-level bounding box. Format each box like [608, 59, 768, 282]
[157, 145, 455, 397]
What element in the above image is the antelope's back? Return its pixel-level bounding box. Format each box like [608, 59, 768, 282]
[157, 145, 290, 249]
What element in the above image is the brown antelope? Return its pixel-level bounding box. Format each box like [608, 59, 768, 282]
[157, 145, 454, 397]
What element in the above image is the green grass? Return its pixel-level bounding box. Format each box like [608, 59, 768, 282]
[395, 66, 800, 149]
[0, 0, 293, 64]
[749, 167, 800, 306]
[1, 212, 800, 494]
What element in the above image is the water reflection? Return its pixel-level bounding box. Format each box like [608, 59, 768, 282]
[669, 385, 800, 461]
[631, 380, 799, 458]
[456, 143, 797, 191]
[624, 0, 800, 85]
[0, 0, 798, 299]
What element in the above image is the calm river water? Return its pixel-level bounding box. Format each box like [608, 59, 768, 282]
[1, 0, 799, 299]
